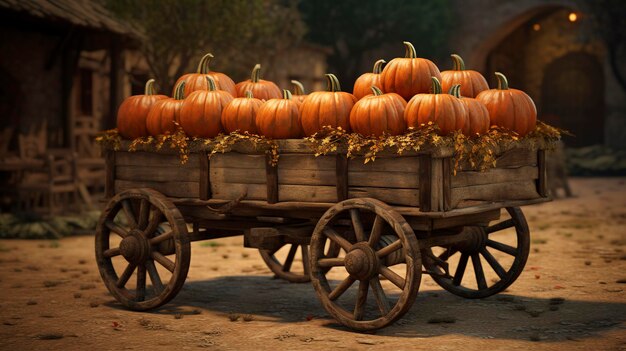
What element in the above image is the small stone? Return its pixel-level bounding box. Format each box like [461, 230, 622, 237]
[35, 333, 63, 340]
[73, 293, 82, 299]
[356, 338, 378, 345]
[26, 300, 37, 305]
[80, 284, 96, 290]
[584, 261, 591, 266]
[242, 314, 254, 322]
[616, 279, 626, 284]
[89, 301, 99, 308]
[174, 313, 183, 320]
[78, 259, 87, 265]
[43, 280, 61, 288]
[228, 313, 239, 322]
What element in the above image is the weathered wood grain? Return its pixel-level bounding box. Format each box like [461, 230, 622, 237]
[419, 155, 432, 212]
[536, 149, 547, 197]
[452, 166, 538, 188]
[450, 180, 539, 208]
[116, 151, 199, 167]
[266, 154, 278, 204]
[336, 154, 348, 201]
[116, 165, 200, 182]
[115, 180, 199, 198]
[199, 151, 211, 200]
[494, 148, 537, 169]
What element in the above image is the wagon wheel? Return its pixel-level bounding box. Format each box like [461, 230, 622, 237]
[259, 242, 341, 283]
[95, 188, 190, 310]
[424, 207, 530, 299]
[309, 198, 421, 331]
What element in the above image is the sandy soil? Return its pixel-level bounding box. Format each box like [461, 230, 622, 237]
[0, 177, 625, 351]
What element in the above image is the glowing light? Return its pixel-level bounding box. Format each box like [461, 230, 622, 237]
[533, 23, 541, 31]
[568, 12, 578, 22]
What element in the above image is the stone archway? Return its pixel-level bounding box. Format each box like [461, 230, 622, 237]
[542, 52, 604, 146]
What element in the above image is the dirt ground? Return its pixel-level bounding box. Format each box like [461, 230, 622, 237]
[0, 177, 625, 351]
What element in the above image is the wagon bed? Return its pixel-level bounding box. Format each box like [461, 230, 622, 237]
[96, 138, 551, 331]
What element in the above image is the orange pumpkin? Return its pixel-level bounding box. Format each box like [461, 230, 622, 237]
[256, 90, 303, 139]
[449, 84, 489, 136]
[117, 79, 167, 139]
[235, 64, 282, 100]
[179, 76, 233, 138]
[404, 77, 467, 135]
[476, 72, 537, 136]
[300, 74, 356, 136]
[146, 81, 186, 136]
[350, 86, 407, 137]
[353, 59, 385, 100]
[221, 90, 263, 134]
[174, 53, 236, 97]
[441, 54, 489, 98]
[381, 41, 442, 100]
[291, 80, 308, 105]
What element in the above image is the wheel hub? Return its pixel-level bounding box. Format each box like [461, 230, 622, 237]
[455, 226, 487, 253]
[119, 230, 151, 265]
[344, 242, 379, 280]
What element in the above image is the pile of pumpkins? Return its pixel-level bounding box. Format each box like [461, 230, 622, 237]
[117, 42, 537, 140]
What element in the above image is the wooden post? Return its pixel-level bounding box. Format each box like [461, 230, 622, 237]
[442, 157, 453, 211]
[266, 154, 278, 204]
[199, 152, 211, 200]
[105, 150, 115, 198]
[536, 149, 547, 197]
[419, 155, 432, 212]
[335, 154, 348, 201]
[107, 35, 124, 130]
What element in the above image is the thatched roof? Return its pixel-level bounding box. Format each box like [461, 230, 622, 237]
[0, 0, 134, 35]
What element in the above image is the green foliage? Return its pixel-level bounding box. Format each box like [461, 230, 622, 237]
[0, 212, 101, 239]
[106, 0, 305, 92]
[299, 0, 453, 87]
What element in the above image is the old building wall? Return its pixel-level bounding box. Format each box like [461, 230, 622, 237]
[0, 26, 63, 136]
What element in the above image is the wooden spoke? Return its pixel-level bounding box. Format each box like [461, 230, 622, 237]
[116, 263, 136, 288]
[152, 251, 175, 272]
[480, 247, 507, 279]
[145, 260, 164, 293]
[486, 239, 517, 256]
[453, 253, 469, 286]
[150, 231, 173, 245]
[103, 247, 121, 258]
[379, 266, 405, 289]
[105, 219, 129, 238]
[368, 215, 384, 247]
[317, 258, 345, 268]
[328, 275, 356, 301]
[143, 210, 162, 238]
[354, 280, 369, 321]
[370, 276, 390, 315]
[283, 245, 298, 272]
[376, 239, 403, 258]
[350, 209, 366, 242]
[323, 228, 352, 251]
[301, 245, 310, 276]
[136, 265, 146, 302]
[438, 247, 458, 261]
[485, 218, 515, 234]
[121, 199, 137, 229]
[137, 199, 150, 230]
[471, 253, 488, 290]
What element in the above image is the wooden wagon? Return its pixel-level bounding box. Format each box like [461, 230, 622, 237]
[95, 139, 550, 331]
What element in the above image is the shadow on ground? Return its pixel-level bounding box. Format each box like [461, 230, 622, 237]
[103, 274, 626, 341]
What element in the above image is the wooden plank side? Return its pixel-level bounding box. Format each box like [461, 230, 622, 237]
[115, 180, 200, 198]
[211, 183, 419, 206]
[266, 154, 278, 204]
[431, 158, 444, 212]
[349, 156, 419, 173]
[494, 148, 537, 168]
[450, 180, 540, 208]
[451, 166, 539, 188]
[210, 167, 419, 188]
[116, 165, 200, 182]
[536, 149, 547, 197]
[419, 155, 432, 212]
[116, 151, 199, 167]
[336, 154, 348, 201]
[442, 157, 452, 211]
[210, 153, 266, 169]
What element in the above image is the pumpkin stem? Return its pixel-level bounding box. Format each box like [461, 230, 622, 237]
[205, 76, 217, 91]
[370, 86, 384, 96]
[245, 90, 254, 99]
[251, 64, 262, 83]
[173, 81, 186, 100]
[403, 41, 417, 59]
[197, 53, 214, 74]
[283, 89, 292, 100]
[450, 54, 466, 71]
[449, 84, 461, 98]
[291, 80, 305, 95]
[324, 73, 342, 92]
[431, 77, 442, 94]
[144, 79, 156, 95]
[495, 72, 509, 90]
[372, 59, 386, 74]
